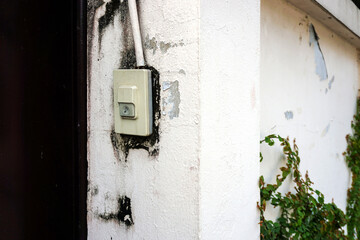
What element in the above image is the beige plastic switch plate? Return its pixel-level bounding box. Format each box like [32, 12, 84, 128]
[114, 69, 153, 136]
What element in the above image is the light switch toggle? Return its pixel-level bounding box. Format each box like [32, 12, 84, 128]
[119, 103, 135, 118]
[118, 86, 137, 119]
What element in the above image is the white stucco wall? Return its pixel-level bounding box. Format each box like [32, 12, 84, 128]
[199, 0, 260, 239]
[261, 0, 359, 221]
[88, 0, 261, 239]
[315, 0, 360, 36]
[87, 0, 359, 238]
[87, 0, 200, 239]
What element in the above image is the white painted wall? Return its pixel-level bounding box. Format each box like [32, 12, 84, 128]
[87, 0, 200, 239]
[87, 0, 359, 238]
[315, 0, 360, 36]
[199, 0, 260, 239]
[261, 0, 359, 221]
[88, 0, 261, 238]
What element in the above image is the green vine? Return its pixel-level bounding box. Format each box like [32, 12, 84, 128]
[259, 135, 348, 240]
[344, 98, 360, 240]
[259, 99, 360, 239]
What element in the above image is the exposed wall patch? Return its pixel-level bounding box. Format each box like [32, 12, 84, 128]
[159, 41, 171, 53]
[162, 81, 180, 119]
[144, 35, 158, 54]
[309, 24, 328, 81]
[328, 76, 335, 90]
[325, 76, 335, 94]
[284, 111, 294, 120]
[321, 123, 331, 137]
[144, 35, 185, 55]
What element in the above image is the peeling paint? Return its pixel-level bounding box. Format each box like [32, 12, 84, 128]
[144, 35, 158, 54]
[328, 76, 335, 90]
[110, 66, 161, 161]
[321, 123, 331, 137]
[284, 111, 294, 120]
[162, 81, 180, 119]
[309, 24, 328, 81]
[160, 41, 171, 53]
[144, 34, 185, 54]
[98, 196, 134, 227]
[325, 76, 335, 94]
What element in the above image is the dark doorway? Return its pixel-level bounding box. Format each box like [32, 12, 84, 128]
[0, 0, 87, 239]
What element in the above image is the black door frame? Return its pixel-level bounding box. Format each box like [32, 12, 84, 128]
[73, 0, 87, 238]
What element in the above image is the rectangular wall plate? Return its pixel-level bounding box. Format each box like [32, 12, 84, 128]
[114, 69, 153, 136]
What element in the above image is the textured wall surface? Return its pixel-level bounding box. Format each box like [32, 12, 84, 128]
[87, 0, 358, 238]
[261, 0, 359, 221]
[199, 0, 260, 239]
[87, 0, 200, 239]
[315, 0, 360, 36]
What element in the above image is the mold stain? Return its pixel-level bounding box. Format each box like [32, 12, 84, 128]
[98, 0, 129, 46]
[162, 81, 180, 119]
[309, 24, 328, 81]
[111, 66, 161, 161]
[88, 1, 161, 161]
[119, 46, 137, 69]
[95, 0, 134, 58]
[179, 69, 186, 75]
[284, 111, 294, 120]
[98, 196, 134, 227]
[91, 185, 99, 196]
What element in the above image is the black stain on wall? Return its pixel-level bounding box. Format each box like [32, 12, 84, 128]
[111, 66, 161, 161]
[98, 0, 129, 37]
[87, 0, 105, 84]
[119, 46, 137, 69]
[90, 185, 99, 196]
[98, 196, 134, 227]
[98, 0, 132, 50]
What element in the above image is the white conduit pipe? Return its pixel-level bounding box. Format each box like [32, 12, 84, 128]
[128, 0, 145, 66]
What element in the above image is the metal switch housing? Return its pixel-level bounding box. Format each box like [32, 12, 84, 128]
[114, 69, 153, 136]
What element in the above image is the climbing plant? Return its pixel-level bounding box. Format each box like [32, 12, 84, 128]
[259, 135, 348, 240]
[259, 98, 360, 239]
[344, 98, 360, 240]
